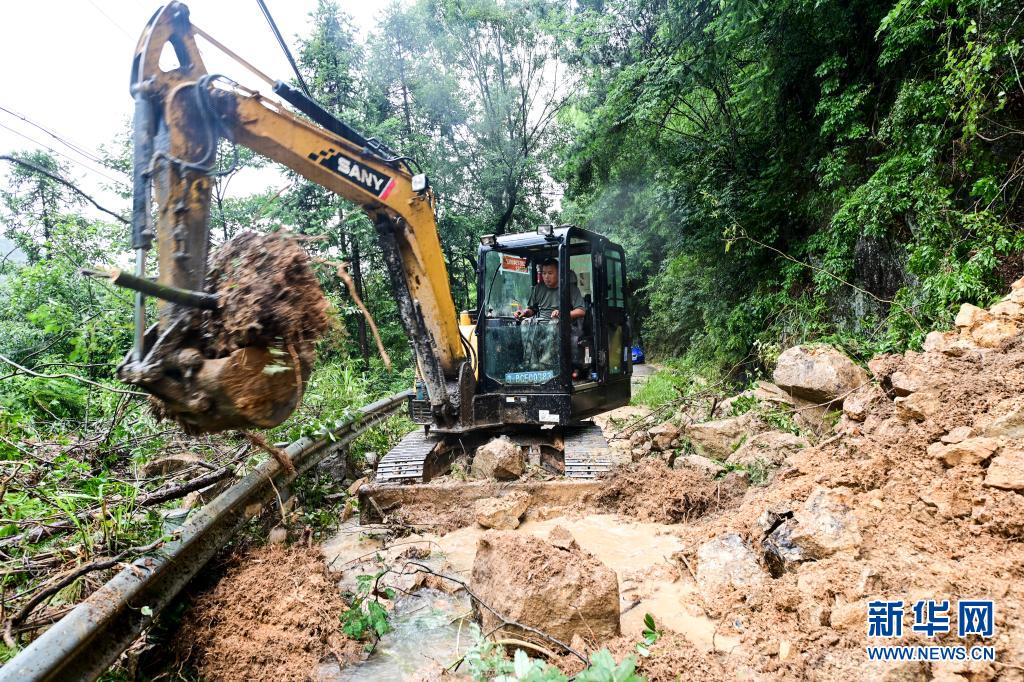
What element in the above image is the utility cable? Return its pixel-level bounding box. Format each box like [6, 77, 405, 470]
[254, 0, 312, 98]
[0, 121, 127, 186]
[0, 105, 120, 172]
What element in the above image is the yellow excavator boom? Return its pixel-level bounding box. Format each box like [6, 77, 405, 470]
[120, 2, 470, 432]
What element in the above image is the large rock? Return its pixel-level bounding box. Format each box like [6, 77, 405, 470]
[977, 397, 1024, 439]
[763, 488, 862, 569]
[842, 385, 883, 421]
[474, 492, 531, 530]
[649, 422, 681, 451]
[695, 534, 766, 598]
[970, 318, 1020, 348]
[472, 436, 524, 480]
[672, 454, 725, 478]
[773, 345, 869, 404]
[685, 414, 757, 459]
[954, 303, 989, 328]
[927, 437, 999, 467]
[894, 388, 943, 421]
[471, 528, 620, 646]
[788, 487, 861, 560]
[984, 449, 1024, 491]
[727, 430, 809, 467]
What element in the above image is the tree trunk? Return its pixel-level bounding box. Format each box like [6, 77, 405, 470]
[351, 234, 370, 367]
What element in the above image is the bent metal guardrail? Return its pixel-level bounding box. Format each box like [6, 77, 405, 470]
[0, 390, 413, 682]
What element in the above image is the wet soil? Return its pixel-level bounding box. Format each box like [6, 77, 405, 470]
[175, 545, 361, 681]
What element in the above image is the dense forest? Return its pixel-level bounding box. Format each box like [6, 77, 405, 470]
[0, 0, 1021, 666]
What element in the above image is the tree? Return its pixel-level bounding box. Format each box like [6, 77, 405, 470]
[0, 151, 82, 263]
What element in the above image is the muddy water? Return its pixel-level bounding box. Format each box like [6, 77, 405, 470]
[321, 512, 739, 680]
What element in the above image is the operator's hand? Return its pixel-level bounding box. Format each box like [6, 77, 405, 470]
[550, 309, 560, 319]
[514, 308, 533, 320]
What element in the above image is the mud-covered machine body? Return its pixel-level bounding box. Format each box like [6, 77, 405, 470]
[119, 2, 631, 479]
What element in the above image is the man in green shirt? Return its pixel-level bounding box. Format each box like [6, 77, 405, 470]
[514, 258, 585, 370]
[514, 258, 586, 321]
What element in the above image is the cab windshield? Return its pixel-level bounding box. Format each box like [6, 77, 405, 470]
[481, 250, 561, 386]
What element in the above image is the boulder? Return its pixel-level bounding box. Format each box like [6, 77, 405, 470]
[472, 437, 524, 480]
[474, 492, 531, 530]
[890, 369, 930, 397]
[969, 318, 1020, 348]
[685, 414, 757, 459]
[695, 534, 766, 598]
[672, 454, 725, 478]
[954, 303, 989, 328]
[727, 430, 809, 467]
[764, 488, 861, 568]
[894, 388, 943, 421]
[773, 345, 869, 404]
[788, 487, 861, 560]
[940, 426, 974, 444]
[648, 422, 681, 451]
[978, 398, 1024, 439]
[471, 528, 620, 646]
[842, 385, 882, 421]
[984, 449, 1024, 491]
[989, 300, 1023, 318]
[927, 437, 999, 467]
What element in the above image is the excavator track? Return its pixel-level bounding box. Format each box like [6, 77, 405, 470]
[374, 429, 445, 484]
[374, 421, 616, 484]
[562, 422, 615, 479]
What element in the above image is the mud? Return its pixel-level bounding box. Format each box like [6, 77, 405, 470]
[584, 459, 737, 523]
[202, 230, 330, 355]
[176, 545, 361, 681]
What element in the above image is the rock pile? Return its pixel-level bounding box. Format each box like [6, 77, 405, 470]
[648, 278, 1024, 679]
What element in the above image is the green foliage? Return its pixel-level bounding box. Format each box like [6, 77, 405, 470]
[341, 571, 395, 648]
[635, 613, 661, 658]
[559, 0, 1024, 379]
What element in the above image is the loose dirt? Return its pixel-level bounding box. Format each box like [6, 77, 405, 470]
[584, 458, 736, 523]
[175, 545, 361, 681]
[203, 230, 330, 354]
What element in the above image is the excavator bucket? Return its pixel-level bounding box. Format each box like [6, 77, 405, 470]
[117, 229, 329, 435]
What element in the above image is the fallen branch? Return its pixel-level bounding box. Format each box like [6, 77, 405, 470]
[80, 267, 219, 310]
[0, 354, 147, 398]
[0, 155, 129, 225]
[318, 258, 392, 370]
[240, 431, 295, 475]
[137, 466, 234, 507]
[0, 465, 234, 549]
[3, 537, 166, 647]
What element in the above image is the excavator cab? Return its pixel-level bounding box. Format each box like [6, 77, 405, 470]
[468, 226, 632, 428]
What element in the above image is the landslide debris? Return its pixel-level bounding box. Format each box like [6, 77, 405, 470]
[176, 545, 360, 681]
[611, 281, 1024, 679]
[202, 230, 329, 355]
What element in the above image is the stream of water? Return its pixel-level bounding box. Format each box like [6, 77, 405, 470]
[318, 588, 473, 682]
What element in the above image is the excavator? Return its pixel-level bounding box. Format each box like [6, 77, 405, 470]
[118, 2, 633, 483]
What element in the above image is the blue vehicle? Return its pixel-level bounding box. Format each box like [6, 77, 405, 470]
[631, 345, 646, 364]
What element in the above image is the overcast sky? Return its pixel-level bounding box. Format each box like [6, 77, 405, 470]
[0, 0, 399, 215]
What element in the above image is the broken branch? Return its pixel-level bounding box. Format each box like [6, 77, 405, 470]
[318, 259, 392, 370]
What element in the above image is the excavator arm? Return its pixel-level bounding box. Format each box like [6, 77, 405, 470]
[119, 2, 470, 432]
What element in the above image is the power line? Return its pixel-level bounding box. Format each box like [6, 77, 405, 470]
[0, 121, 127, 187]
[84, 0, 135, 40]
[0, 104, 114, 170]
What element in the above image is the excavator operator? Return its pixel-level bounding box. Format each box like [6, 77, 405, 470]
[514, 258, 585, 321]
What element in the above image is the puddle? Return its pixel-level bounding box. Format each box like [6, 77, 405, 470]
[318, 588, 472, 682]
